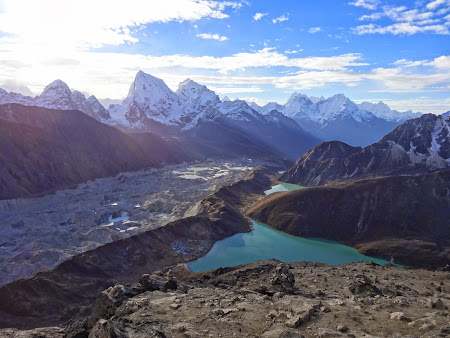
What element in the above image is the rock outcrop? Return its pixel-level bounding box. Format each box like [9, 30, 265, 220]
[56, 261, 450, 337]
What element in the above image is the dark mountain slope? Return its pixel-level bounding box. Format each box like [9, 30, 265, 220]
[281, 114, 450, 186]
[0, 104, 289, 200]
[249, 170, 450, 268]
[0, 104, 154, 199]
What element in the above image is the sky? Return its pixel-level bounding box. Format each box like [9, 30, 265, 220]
[0, 0, 449, 114]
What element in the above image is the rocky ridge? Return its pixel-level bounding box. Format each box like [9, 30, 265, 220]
[280, 113, 450, 186]
[5, 261, 449, 337]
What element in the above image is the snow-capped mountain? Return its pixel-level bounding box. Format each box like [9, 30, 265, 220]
[109, 71, 184, 129]
[250, 92, 422, 147]
[442, 111, 450, 119]
[108, 71, 279, 129]
[175, 78, 222, 128]
[0, 88, 35, 106]
[357, 101, 421, 122]
[250, 101, 285, 116]
[0, 81, 110, 122]
[107, 71, 319, 160]
[281, 113, 450, 186]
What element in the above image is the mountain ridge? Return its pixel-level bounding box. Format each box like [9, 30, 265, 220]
[280, 113, 450, 186]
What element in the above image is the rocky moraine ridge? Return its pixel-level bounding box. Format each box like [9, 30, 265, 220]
[2, 261, 449, 337]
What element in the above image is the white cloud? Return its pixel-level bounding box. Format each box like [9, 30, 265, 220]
[0, 0, 238, 50]
[196, 33, 228, 41]
[207, 86, 264, 94]
[308, 27, 321, 34]
[366, 55, 450, 93]
[426, 0, 447, 10]
[253, 13, 267, 21]
[272, 14, 289, 24]
[242, 97, 272, 106]
[393, 59, 428, 67]
[348, 0, 379, 10]
[427, 55, 450, 69]
[0, 79, 34, 95]
[352, 22, 449, 35]
[376, 97, 450, 114]
[284, 49, 303, 54]
[353, 2, 450, 35]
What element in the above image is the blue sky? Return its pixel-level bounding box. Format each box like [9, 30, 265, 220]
[0, 0, 449, 113]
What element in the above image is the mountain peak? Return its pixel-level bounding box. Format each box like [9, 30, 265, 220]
[177, 78, 219, 106]
[35, 79, 73, 108]
[43, 79, 71, 93]
[128, 71, 170, 99]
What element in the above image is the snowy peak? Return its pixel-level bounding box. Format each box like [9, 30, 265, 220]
[284, 93, 374, 124]
[357, 101, 421, 122]
[40, 79, 72, 97]
[176, 78, 220, 106]
[284, 93, 315, 118]
[218, 98, 262, 122]
[381, 114, 450, 169]
[110, 71, 184, 128]
[127, 71, 176, 101]
[0, 89, 33, 106]
[318, 94, 360, 117]
[35, 79, 76, 110]
[35, 80, 110, 121]
[251, 101, 285, 115]
[0, 80, 110, 121]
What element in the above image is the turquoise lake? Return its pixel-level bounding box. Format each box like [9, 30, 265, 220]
[264, 182, 306, 195]
[188, 221, 395, 272]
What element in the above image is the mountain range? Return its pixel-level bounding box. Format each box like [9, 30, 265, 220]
[0, 81, 110, 122]
[251, 93, 421, 146]
[0, 71, 423, 151]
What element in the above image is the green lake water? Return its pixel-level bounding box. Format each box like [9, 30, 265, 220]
[264, 183, 306, 195]
[188, 221, 395, 272]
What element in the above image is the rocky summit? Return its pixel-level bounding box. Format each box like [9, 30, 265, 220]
[4, 261, 447, 338]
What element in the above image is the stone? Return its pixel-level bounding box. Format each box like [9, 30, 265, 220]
[390, 312, 410, 322]
[337, 325, 348, 333]
[139, 274, 161, 291]
[321, 306, 331, 313]
[318, 328, 343, 337]
[348, 274, 381, 296]
[431, 298, 446, 310]
[87, 284, 127, 328]
[271, 264, 295, 293]
[163, 278, 178, 291]
[279, 330, 306, 338]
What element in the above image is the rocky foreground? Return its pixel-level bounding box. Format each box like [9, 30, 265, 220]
[2, 260, 448, 338]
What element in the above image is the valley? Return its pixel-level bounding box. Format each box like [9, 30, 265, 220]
[0, 158, 275, 287]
